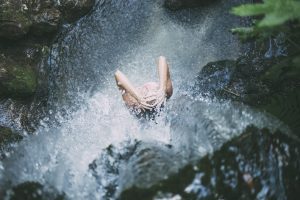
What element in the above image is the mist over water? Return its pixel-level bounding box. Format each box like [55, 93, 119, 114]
[0, 0, 286, 199]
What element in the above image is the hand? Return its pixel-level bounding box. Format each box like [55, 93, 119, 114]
[138, 98, 155, 111]
[135, 94, 156, 111]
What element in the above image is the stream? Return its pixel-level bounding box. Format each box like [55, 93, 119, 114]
[0, 0, 293, 199]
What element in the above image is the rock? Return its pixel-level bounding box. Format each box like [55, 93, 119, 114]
[59, 0, 95, 22]
[164, 0, 218, 10]
[0, 60, 37, 99]
[192, 51, 300, 135]
[0, 0, 95, 132]
[0, 3, 32, 40]
[30, 8, 61, 36]
[89, 140, 183, 199]
[119, 126, 300, 200]
[192, 60, 237, 98]
[3, 181, 65, 200]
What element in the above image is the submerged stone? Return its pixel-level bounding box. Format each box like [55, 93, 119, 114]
[119, 126, 300, 200]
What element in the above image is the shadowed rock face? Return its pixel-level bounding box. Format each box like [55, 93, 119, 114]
[119, 126, 300, 200]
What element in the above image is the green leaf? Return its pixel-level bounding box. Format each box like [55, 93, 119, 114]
[232, 0, 300, 28]
[231, 4, 269, 17]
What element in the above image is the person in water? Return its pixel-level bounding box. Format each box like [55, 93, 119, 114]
[115, 56, 173, 113]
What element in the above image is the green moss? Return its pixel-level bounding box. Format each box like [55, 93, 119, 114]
[0, 66, 37, 98]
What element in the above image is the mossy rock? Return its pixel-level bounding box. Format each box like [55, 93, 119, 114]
[0, 65, 37, 99]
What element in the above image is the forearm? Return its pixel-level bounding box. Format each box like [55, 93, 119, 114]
[115, 70, 141, 101]
[157, 58, 168, 91]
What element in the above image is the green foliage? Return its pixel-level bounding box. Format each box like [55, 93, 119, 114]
[231, 0, 300, 84]
[232, 0, 300, 27]
[231, 0, 300, 39]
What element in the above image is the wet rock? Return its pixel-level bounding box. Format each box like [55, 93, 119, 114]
[119, 126, 300, 200]
[30, 8, 61, 36]
[3, 181, 65, 200]
[89, 140, 183, 199]
[58, 0, 95, 22]
[164, 0, 218, 10]
[192, 60, 237, 98]
[0, 3, 32, 40]
[0, 0, 95, 131]
[192, 51, 300, 135]
[0, 59, 37, 99]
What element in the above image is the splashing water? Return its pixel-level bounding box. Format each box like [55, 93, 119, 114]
[0, 0, 286, 199]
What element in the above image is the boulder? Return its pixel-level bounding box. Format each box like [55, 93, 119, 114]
[119, 126, 300, 200]
[30, 8, 61, 36]
[192, 51, 300, 135]
[0, 2, 32, 40]
[89, 140, 182, 199]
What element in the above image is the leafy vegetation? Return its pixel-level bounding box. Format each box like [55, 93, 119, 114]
[231, 0, 300, 83]
[231, 0, 300, 40]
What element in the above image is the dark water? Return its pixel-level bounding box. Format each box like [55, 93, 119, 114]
[0, 0, 296, 199]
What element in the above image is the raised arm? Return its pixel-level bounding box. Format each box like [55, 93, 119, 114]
[143, 56, 173, 108]
[157, 56, 173, 98]
[115, 70, 153, 110]
[115, 70, 141, 101]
